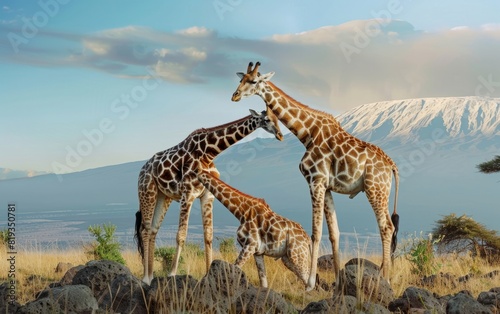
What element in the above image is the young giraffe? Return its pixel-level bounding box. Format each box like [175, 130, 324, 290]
[135, 108, 283, 285]
[231, 62, 399, 291]
[196, 170, 311, 288]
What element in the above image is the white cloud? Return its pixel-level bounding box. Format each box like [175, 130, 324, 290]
[481, 23, 500, 31]
[181, 47, 207, 61]
[4, 20, 500, 110]
[177, 26, 214, 37]
[83, 39, 110, 55]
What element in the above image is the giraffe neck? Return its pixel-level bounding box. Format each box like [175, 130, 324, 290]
[196, 114, 261, 160]
[197, 173, 262, 223]
[260, 82, 341, 144]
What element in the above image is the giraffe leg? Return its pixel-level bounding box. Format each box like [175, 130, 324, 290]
[138, 175, 158, 285]
[148, 194, 172, 282]
[200, 190, 215, 272]
[169, 193, 196, 276]
[366, 185, 394, 279]
[139, 228, 152, 284]
[323, 191, 341, 278]
[254, 255, 268, 288]
[306, 180, 326, 292]
[235, 239, 258, 269]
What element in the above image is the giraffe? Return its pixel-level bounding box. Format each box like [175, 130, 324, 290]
[135, 108, 283, 285]
[231, 62, 400, 291]
[196, 170, 311, 288]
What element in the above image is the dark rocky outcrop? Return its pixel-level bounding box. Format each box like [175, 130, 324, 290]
[4, 257, 500, 313]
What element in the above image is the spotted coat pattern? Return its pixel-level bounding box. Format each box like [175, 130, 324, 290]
[231, 62, 400, 291]
[135, 109, 282, 284]
[197, 171, 311, 288]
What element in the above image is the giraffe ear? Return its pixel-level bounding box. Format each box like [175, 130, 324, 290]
[236, 72, 245, 79]
[259, 71, 275, 82]
[249, 109, 259, 117]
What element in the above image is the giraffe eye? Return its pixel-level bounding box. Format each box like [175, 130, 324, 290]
[249, 80, 257, 85]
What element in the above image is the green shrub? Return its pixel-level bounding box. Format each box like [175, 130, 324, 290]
[401, 232, 441, 276]
[87, 223, 125, 265]
[218, 237, 236, 255]
[154, 246, 180, 272]
[0, 228, 9, 247]
[184, 242, 204, 257]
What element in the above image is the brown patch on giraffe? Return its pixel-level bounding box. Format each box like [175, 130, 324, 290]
[232, 62, 400, 287]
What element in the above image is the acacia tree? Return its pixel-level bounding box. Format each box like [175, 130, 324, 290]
[477, 155, 500, 174]
[432, 214, 500, 262]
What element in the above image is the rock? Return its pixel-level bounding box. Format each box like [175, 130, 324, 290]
[192, 259, 249, 312]
[0, 282, 21, 314]
[447, 291, 493, 314]
[317, 254, 334, 272]
[54, 262, 73, 274]
[300, 299, 332, 313]
[336, 258, 394, 307]
[99, 273, 148, 314]
[329, 295, 360, 313]
[189, 259, 297, 313]
[388, 297, 410, 313]
[237, 286, 298, 313]
[477, 291, 499, 313]
[388, 287, 446, 314]
[147, 275, 199, 313]
[19, 284, 98, 314]
[71, 260, 132, 299]
[59, 265, 85, 286]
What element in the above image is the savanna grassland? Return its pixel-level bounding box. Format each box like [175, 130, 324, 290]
[2, 238, 500, 309]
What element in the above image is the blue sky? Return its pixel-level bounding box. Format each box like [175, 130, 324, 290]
[1, 0, 500, 176]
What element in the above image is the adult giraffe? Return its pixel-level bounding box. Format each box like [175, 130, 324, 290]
[135, 108, 282, 284]
[231, 62, 399, 291]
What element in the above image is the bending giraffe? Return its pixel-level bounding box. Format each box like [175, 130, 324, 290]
[135, 108, 283, 284]
[196, 170, 311, 288]
[231, 62, 399, 291]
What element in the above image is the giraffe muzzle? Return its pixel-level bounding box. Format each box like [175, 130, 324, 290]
[232, 91, 241, 102]
[276, 132, 284, 141]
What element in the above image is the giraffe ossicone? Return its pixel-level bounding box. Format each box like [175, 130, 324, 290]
[135, 108, 282, 285]
[196, 170, 311, 289]
[231, 61, 400, 292]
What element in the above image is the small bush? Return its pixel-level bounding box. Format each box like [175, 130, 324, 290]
[401, 232, 441, 276]
[86, 223, 125, 265]
[0, 228, 9, 247]
[154, 246, 180, 272]
[218, 237, 237, 255]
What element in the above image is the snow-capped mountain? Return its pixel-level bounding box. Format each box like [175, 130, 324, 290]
[1, 97, 498, 251]
[338, 97, 500, 146]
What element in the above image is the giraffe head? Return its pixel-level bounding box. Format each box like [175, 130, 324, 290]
[231, 61, 275, 102]
[250, 108, 283, 141]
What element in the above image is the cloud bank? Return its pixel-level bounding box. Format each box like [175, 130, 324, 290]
[2, 19, 500, 111]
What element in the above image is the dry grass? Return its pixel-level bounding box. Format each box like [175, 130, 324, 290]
[2, 243, 500, 309]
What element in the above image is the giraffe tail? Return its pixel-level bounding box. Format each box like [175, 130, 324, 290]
[134, 210, 145, 259]
[390, 166, 400, 257]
